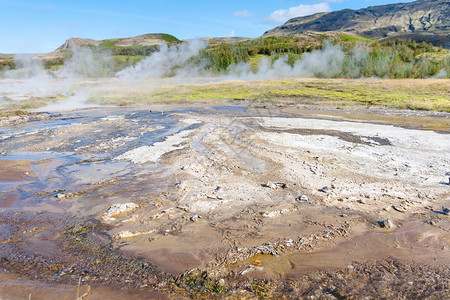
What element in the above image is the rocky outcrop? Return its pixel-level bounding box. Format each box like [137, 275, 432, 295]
[57, 37, 101, 50]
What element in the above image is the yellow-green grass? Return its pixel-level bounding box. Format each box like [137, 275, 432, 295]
[96, 78, 450, 112]
[0, 109, 32, 117]
[2, 96, 67, 110]
[1, 78, 448, 112]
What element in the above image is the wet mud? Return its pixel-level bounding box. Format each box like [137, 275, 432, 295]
[0, 104, 449, 298]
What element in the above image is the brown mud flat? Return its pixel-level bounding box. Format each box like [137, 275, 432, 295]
[0, 159, 34, 182]
[0, 104, 449, 299]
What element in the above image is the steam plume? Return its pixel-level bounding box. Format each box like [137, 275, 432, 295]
[116, 39, 209, 79]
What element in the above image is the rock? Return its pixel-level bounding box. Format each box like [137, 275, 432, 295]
[190, 215, 202, 222]
[380, 219, 394, 229]
[102, 203, 139, 222]
[392, 205, 407, 213]
[318, 186, 329, 193]
[443, 207, 449, 215]
[298, 195, 309, 201]
[1, 151, 6, 157]
[252, 260, 261, 266]
[262, 182, 286, 189]
[56, 193, 66, 199]
[114, 229, 154, 239]
[218, 279, 225, 286]
[261, 208, 295, 218]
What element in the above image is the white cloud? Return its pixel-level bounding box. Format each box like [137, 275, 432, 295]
[233, 9, 254, 17]
[266, 3, 331, 23]
[228, 29, 236, 37]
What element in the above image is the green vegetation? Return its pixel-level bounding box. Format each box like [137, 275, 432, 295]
[43, 57, 65, 70]
[199, 37, 449, 78]
[100, 40, 119, 47]
[112, 54, 145, 70]
[3, 96, 66, 110]
[338, 34, 374, 43]
[96, 79, 449, 112]
[0, 59, 15, 70]
[2, 36, 449, 79]
[161, 34, 180, 42]
[199, 36, 310, 71]
[110, 45, 159, 56]
[0, 109, 32, 117]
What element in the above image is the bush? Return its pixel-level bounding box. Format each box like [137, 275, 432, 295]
[0, 59, 15, 70]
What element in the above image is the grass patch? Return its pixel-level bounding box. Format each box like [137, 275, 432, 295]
[338, 34, 374, 43]
[0, 109, 33, 117]
[100, 40, 119, 47]
[96, 78, 450, 112]
[161, 34, 180, 43]
[2, 96, 66, 110]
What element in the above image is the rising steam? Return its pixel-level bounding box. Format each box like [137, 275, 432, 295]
[227, 41, 350, 80]
[1, 39, 447, 111]
[116, 39, 209, 79]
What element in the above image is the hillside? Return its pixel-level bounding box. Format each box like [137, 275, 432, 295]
[40, 33, 180, 59]
[263, 0, 450, 47]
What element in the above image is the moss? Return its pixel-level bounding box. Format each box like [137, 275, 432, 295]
[0, 109, 33, 117]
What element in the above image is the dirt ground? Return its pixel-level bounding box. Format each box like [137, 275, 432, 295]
[0, 102, 449, 299]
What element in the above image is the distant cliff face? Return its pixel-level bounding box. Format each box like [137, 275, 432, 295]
[263, 0, 449, 47]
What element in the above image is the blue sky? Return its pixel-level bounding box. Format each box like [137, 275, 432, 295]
[0, 0, 414, 53]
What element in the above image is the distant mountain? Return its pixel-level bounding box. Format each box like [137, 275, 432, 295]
[263, 0, 450, 47]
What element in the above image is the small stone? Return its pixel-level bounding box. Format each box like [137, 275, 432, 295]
[340, 214, 348, 218]
[443, 207, 449, 215]
[347, 265, 354, 270]
[190, 215, 201, 222]
[298, 195, 308, 201]
[393, 205, 407, 213]
[0, 152, 6, 157]
[56, 193, 66, 199]
[218, 279, 225, 286]
[318, 186, 329, 193]
[262, 182, 286, 189]
[381, 219, 394, 229]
